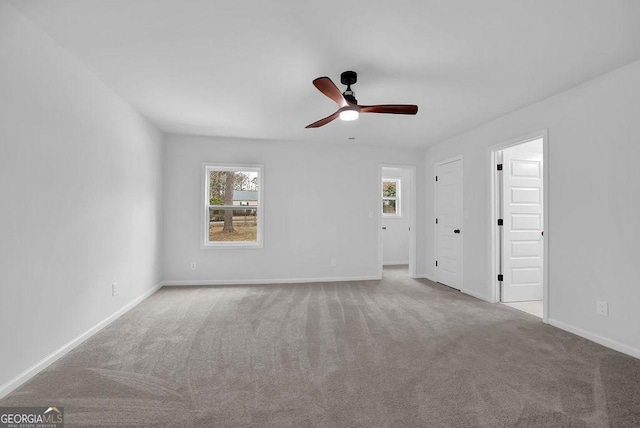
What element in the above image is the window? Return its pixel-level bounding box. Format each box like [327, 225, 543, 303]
[203, 164, 263, 248]
[382, 178, 401, 217]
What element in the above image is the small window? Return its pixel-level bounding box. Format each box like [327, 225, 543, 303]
[382, 178, 401, 217]
[203, 164, 263, 248]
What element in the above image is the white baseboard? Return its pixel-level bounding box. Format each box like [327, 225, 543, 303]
[548, 318, 640, 360]
[0, 282, 163, 399]
[161, 275, 382, 287]
[383, 261, 409, 266]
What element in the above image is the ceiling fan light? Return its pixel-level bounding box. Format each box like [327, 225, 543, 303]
[339, 109, 359, 121]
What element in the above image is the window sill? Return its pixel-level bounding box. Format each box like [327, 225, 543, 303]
[201, 242, 263, 250]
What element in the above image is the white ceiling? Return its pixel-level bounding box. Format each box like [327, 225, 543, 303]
[10, 0, 640, 147]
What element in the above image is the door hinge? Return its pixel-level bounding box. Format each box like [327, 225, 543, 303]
[498, 274, 504, 281]
[435, 261, 438, 267]
[497, 219, 503, 226]
[497, 164, 503, 171]
[435, 218, 438, 224]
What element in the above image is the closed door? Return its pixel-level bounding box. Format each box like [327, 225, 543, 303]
[502, 148, 543, 302]
[435, 159, 463, 290]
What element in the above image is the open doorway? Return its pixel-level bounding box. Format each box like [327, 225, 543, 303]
[379, 165, 416, 278]
[490, 133, 547, 321]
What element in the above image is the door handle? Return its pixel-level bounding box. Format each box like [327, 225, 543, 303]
[454, 229, 460, 234]
[382, 227, 387, 230]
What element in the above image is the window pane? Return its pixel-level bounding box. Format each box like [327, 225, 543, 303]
[382, 181, 396, 197]
[209, 208, 258, 242]
[382, 199, 397, 214]
[209, 170, 259, 206]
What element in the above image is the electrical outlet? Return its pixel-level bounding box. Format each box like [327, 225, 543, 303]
[111, 282, 118, 297]
[190, 261, 197, 270]
[597, 300, 608, 317]
[330, 258, 337, 267]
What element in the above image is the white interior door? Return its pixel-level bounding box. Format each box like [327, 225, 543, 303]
[435, 159, 463, 290]
[502, 148, 543, 302]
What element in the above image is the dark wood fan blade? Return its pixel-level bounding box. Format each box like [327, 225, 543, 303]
[360, 104, 418, 115]
[305, 110, 340, 128]
[313, 77, 348, 108]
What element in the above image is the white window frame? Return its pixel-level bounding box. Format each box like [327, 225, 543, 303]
[382, 178, 402, 218]
[201, 163, 264, 249]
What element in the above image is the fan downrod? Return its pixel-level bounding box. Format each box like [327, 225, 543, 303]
[340, 71, 358, 104]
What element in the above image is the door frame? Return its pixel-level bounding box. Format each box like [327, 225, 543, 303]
[433, 155, 464, 291]
[378, 164, 417, 278]
[488, 130, 549, 323]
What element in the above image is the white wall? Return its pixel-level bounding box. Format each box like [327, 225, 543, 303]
[382, 167, 411, 265]
[0, 1, 164, 393]
[424, 59, 640, 357]
[163, 135, 425, 283]
[503, 138, 543, 155]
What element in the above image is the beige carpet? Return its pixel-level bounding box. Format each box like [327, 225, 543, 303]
[2, 266, 639, 427]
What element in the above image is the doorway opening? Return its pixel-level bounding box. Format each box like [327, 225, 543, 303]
[379, 165, 416, 278]
[490, 132, 547, 321]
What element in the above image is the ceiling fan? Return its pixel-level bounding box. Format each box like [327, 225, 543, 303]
[305, 71, 418, 128]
